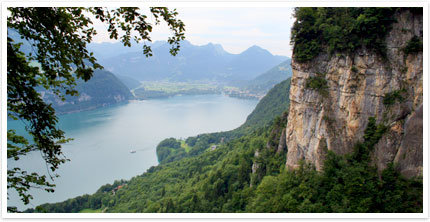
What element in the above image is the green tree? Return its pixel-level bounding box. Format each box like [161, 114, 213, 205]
[291, 7, 403, 62]
[7, 7, 185, 212]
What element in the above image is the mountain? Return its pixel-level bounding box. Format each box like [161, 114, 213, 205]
[87, 41, 166, 61]
[224, 46, 288, 82]
[93, 40, 286, 84]
[87, 42, 142, 61]
[115, 75, 142, 90]
[242, 59, 292, 94]
[41, 69, 133, 114]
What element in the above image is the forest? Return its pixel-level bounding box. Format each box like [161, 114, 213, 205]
[27, 111, 422, 213]
[291, 7, 422, 62]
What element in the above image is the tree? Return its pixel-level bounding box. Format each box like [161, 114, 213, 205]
[7, 7, 185, 212]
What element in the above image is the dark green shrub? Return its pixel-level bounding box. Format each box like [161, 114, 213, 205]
[291, 7, 398, 62]
[402, 36, 423, 55]
[306, 74, 328, 97]
[407, 7, 423, 15]
[383, 89, 406, 106]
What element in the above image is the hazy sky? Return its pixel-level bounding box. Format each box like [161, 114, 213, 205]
[91, 7, 295, 57]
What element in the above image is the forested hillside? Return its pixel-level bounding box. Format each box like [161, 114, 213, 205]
[26, 72, 421, 212]
[27, 101, 422, 213]
[41, 69, 133, 114]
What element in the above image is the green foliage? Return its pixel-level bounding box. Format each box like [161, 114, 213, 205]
[7, 7, 185, 211]
[291, 7, 398, 62]
[383, 89, 406, 106]
[79, 208, 103, 213]
[305, 73, 328, 97]
[157, 131, 230, 164]
[240, 78, 291, 132]
[249, 116, 421, 213]
[156, 138, 183, 163]
[402, 36, 423, 55]
[407, 7, 423, 15]
[7, 41, 71, 211]
[29, 111, 422, 213]
[351, 66, 358, 73]
[349, 117, 387, 163]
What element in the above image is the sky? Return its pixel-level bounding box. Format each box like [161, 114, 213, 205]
[90, 7, 295, 57]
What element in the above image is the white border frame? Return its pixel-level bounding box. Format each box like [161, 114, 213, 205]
[1, 1, 428, 219]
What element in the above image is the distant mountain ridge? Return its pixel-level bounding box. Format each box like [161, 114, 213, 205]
[89, 40, 287, 84]
[242, 59, 292, 94]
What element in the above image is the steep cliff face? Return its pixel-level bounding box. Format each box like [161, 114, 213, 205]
[285, 10, 423, 178]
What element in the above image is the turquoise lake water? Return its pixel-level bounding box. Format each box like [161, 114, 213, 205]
[7, 94, 258, 211]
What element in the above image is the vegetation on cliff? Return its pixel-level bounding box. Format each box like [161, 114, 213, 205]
[383, 89, 407, 106]
[402, 35, 423, 55]
[305, 73, 329, 97]
[291, 7, 422, 62]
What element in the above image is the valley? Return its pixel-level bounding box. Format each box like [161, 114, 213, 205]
[131, 81, 266, 100]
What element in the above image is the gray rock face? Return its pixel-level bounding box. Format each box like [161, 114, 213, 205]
[285, 10, 423, 178]
[393, 104, 423, 177]
[277, 128, 287, 154]
[251, 150, 260, 174]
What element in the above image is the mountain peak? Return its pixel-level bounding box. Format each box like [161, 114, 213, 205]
[249, 45, 262, 49]
[203, 42, 226, 53]
[241, 45, 271, 55]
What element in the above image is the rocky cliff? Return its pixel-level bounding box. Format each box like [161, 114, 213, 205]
[285, 9, 423, 178]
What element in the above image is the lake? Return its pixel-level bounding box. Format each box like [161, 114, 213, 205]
[7, 94, 258, 211]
